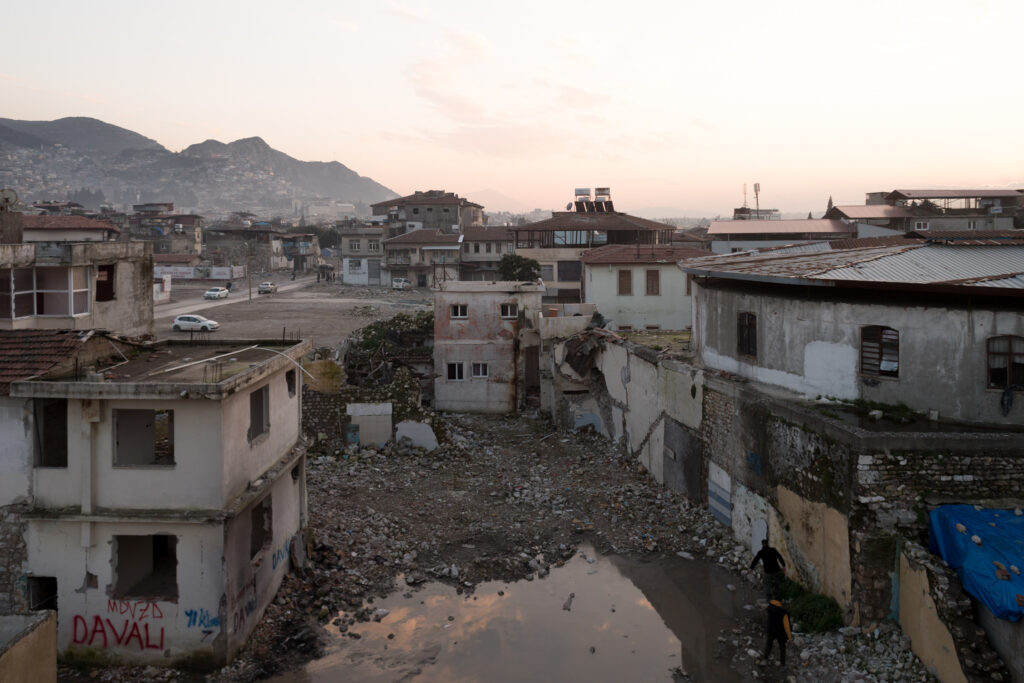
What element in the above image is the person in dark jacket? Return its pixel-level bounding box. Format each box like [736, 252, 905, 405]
[762, 597, 793, 666]
[750, 539, 786, 598]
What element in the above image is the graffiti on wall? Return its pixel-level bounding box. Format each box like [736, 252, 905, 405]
[230, 577, 257, 634]
[184, 607, 220, 643]
[71, 600, 164, 651]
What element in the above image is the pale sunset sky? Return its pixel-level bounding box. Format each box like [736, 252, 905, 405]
[3, 0, 1023, 215]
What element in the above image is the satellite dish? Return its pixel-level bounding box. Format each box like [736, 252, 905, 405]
[565, 202, 572, 211]
[0, 188, 18, 210]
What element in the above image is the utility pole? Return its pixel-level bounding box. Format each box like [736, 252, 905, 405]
[247, 241, 252, 303]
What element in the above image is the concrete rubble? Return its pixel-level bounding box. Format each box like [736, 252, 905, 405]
[59, 411, 938, 682]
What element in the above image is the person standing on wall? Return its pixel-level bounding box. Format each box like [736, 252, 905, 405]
[749, 538, 786, 599]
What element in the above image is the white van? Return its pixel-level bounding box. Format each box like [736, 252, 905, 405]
[392, 277, 412, 290]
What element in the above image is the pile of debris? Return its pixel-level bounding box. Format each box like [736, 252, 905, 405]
[342, 311, 434, 387]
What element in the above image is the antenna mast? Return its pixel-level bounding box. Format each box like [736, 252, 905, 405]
[754, 183, 761, 217]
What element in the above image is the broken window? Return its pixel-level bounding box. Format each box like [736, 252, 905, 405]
[450, 304, 468, 319]
[645, 269, 660, 296]
[112, 535, 178, 600]
[500, 303, 518, 319]
[861, 326, 899, 377]
[617, 270, 632, 296]
[95, 264, 116, 302]
[250, 496, 272, 560]
[472, 362, 488, 378]
[987, 335, 1024, 388]
[286, 369, 297, 397]
[249, 385, 270, 441]
[114, 409, 175, 467]
[34, 398, 68, 468]
[27, 576, 58, 611]
[737, 312, 757, 357]
[447, 363, 464, 381]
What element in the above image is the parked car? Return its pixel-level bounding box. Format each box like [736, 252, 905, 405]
[172, 314, 219, 332]
[392, 277, 412, 290]
[203, 287, 229, 300]
[257, 282, 278, 294]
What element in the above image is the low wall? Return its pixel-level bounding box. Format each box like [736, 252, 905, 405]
[0, 611, 57, 683]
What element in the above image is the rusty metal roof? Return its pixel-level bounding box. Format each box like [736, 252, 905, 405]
[707, 219, 851, 235]
[824, 205, 914, 220]
[580, 244, 710, 265]
[682, 243, 1024, 292]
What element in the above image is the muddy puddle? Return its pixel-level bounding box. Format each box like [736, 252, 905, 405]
[271, 545, 756, 682]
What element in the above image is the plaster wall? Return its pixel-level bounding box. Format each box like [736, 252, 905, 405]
[898, 553, 968, 683]
[434, 342, 516, 413]
[223, 465, 304, 659]
[27, 519, 225, 664]
[345, 403, 392, 447]
[342, 258, 370, 285]
[695, 281, 1024, 424]
[584, 263, 692, 330]
[24, 229, 105, 242]
[973, 600, 1024, 683]
[0, 397, 32, 505]
[0, 612, 56, 683]
[660, 361, 702, 430]
[221, 368, 302, 502]
[775, 486, 852, 610]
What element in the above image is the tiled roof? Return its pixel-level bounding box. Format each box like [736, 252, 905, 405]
[372, 191, 482, 209]
[383, 229, 462, 245]
[580, 244, 710, 265]
[707, 219, 851, 235]
[512, 211, 674, 233]
[0, 329, 92, 395]
[22, 215, 120, 232]
[461, 225, 513, 241]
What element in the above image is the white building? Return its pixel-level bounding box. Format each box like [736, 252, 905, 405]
[580, 244, 709, 332]
[432, 281, 544, 413]
[0, 335, 310, 666]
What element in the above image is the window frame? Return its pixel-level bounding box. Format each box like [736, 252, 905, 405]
[500, 302, 518, 319]
[450, 304, 468, 319]
[645, 269, 660, 296]
[737, 312, 757, 358]
[617, 269, 632, 296]
[860, 325, 900, 378]
[471, 362, 488, 378]
[447, 362, 464, 381]
[987, 335, 1024, 389]
[248, 384, 270, 442]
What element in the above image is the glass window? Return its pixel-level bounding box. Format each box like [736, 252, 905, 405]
[737, 312, 757, 357]
[988, 336, 1024, 389]
[447, 363, 464, 380]
[472, 362, 488, 378]
[618, 270, 632, 296]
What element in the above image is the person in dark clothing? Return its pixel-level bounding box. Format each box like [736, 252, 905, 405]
[750, 539, 786, 598]
[763, 597, 793, 666]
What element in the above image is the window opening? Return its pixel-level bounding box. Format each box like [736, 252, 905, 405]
[34, 398, 68, 467]
[27, 577, 58, 611]
[114, 409, 175, 466]
[861, 326, 899, 377]
[500, 303, 518, 318]
[447, 363, 464, 380]
[112, 535, 178, 600]
[95, 264, 116, 302]
[540, 265, 554, 281]
[987, 335, 1024, 389]
[286, 369, 297, 397]
[617, 270, 632, 296]
[249, 385, 270, 441]
[645, 269, 660, 296]
[737, 312, 757, 357]
[472, 362, 488, 378]
[250, 497, 272, 559]
[450, 304, 468, 319]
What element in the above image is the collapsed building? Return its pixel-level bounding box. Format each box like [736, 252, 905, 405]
[543, 239, 1024, 681]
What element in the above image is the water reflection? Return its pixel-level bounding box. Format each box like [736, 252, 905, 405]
[271, 545, 752, 682]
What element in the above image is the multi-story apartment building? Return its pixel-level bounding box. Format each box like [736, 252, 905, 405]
[825, 188, 1024, 232]
[459, 225, 514, 281]
[381, 229, 462, 288]
[371, 190, 484, 235]
[338, 224, 384, 285]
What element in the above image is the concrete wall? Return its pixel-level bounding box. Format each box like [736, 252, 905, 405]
[584, 262, 691, 330]
[0, 612, 56, 683]
[221, 369, 302, 502]
[898, 553, 968, 683]
[342, 257, 374, 285]
[694, 280, 1024, 425]
[973, 600, 1024, 683]
[345, 403, 392, 446]
[0, 397, 33, 506]
[775, 486, 851, 608]
[28, 519, 226, 665]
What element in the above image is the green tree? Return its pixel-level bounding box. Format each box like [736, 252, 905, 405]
[498, 254, 541, 281]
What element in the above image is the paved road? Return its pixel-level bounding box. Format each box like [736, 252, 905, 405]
[155, 276, 317, 319]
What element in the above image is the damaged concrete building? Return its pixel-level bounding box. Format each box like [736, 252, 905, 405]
[544, 238, 1024, 681]
[0, 335, 311, 666]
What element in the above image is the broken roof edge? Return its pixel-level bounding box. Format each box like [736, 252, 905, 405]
[10, 337, 313, 400]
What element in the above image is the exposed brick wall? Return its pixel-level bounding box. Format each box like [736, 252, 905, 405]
[0, 504, 29, 613]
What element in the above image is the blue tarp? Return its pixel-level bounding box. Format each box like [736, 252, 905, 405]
[929, 505, 1024, 621]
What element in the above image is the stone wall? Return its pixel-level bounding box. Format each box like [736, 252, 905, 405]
[0, 504, 28, 613]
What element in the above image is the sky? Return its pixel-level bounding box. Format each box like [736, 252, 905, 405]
[3, 0, 1023, 216]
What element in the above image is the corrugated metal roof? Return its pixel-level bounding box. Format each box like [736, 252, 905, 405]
[682, 243, 1024, 292]
[888, 189, 1024, 200]
[707, 219, 851, 235]
[581, 244, 710, 264]
[826, 205, 914, 219]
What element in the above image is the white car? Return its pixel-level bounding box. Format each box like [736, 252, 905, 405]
[204, 287, 229, 300]
[392, 278, 412, 290]
[172, 314, 220, 332]
[257, 282, 278, 294]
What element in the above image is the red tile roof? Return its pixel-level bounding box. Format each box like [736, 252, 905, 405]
[581, 244, 711, 265]
[512, 211, 674, 233]
[461, 225, 514, 241]
[0, 329, 92, 395]
[22, 214, 120, 232]
[383, 229, 462, 245]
